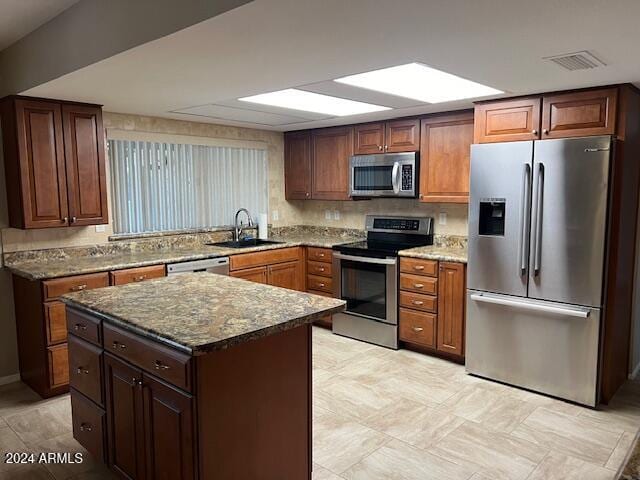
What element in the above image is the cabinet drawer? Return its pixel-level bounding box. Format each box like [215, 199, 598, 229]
[71, 389, 106, 463]
[307, 288, 334, 298]
[230, 247, 301, 270]
[68, 335, 103, 406]
[400, 273, 438, 295]
[400, 257, 438, 277]
[110, 265, 165, 286]
[307, 274, 333, 294]
[66, 308, 102, 346]
[307, 260, 332, 277]
[103, 323, 192, 392]
[307, 247, 332, 263]
[43, 273, 109, 301]
[48, 343, 69, 388]
[399, 291, 438, 313]
[399, 308, 436, 348]
[45, 301, 67, 345]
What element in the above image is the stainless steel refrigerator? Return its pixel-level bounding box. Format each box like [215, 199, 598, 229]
[466, 135, 612, 406]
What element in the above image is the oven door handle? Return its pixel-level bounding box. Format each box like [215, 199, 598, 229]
[391, 162, 401, 194]
[333, 252, 397, 265]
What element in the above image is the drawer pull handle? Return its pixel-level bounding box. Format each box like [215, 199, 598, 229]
[412, 300, 424, 305]
[154, 360, 170, 371]
[317, 283, 325, 288]
[413, 265, 425, 271]
[413, 327, 424, 332]
[318, 253, 325, 258]
[318, 267, 325, 272]
[79, 423, 92, 432]
[112, 341, 127, 350]
[74, 323, 87, 331]
[133, 275, 147, 282]
[414, 283, 424, 289]
[71, 284, 87, 292]
[76, 366, 90, 375]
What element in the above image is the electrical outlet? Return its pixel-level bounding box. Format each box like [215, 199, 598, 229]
[439, 212, 447, 225]
[325, 210, 332, 220]
[95, 225, 106, 233]
[333, 210, 340, 220]
[272, 210, 279, 221]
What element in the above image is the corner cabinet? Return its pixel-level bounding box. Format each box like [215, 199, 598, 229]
[419, 112, 473, 203]
[284, 131, 312, 199]
[0, 96, 108, 229]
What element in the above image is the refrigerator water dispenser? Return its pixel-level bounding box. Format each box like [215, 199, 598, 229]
[479, 200, 505, 236]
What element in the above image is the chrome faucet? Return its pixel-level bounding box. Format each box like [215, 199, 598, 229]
[233, 208, 254, 241]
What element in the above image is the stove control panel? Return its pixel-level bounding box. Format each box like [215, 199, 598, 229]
[373, 218, 421, 231]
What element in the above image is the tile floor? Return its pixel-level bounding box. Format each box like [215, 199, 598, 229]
[1, 326, 638, 479]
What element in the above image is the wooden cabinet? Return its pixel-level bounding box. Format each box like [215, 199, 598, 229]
[474, 97, 541, 143]
[110, 265, 166, 286]
[230, 247, 304, 291]
[305, 247, 335, 327]
[284, 131, 312, 199]
[311, 126, 353, 200]
[420, 112, 474, 203]
[354, 119, 420, 154]
[0, 96, 108, 229]
[541, 88, 617, 139]
[437, 262, 465, 357]
[398, 257, 466, 360]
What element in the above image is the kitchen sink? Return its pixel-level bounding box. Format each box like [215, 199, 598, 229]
[206, 238, 284, 248]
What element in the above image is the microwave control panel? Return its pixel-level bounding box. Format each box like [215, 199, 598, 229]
[401, 164, 413, 190]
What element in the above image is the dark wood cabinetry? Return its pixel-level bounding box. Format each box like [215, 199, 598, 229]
[1, 96, 108, 229]
[311, 126, 353, 200]
[436, 262, 465, 357]
[354, 122, 385, 154]
[473, 97, 541, 144]
[284, 131, 312, 199]
[354, 119, 420, 154]
[420, 112, 473, 203]
[230, 247, 304, 291]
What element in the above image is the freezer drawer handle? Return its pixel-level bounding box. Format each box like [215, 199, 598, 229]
[470, 293, 590, 318]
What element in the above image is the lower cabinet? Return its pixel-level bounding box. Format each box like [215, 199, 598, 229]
[229, 247, 304, 291]
[437, 262, 466, 356]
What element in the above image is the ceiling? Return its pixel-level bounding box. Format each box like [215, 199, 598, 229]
[0, 0, 80, 50]
[22, 0, 640, 131]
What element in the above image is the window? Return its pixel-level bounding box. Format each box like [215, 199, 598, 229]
[108, 139, 268, 234]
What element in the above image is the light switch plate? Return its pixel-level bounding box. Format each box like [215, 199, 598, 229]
[439, 212, 447, 225]
[272, 210, 279, 221]
[325, 210, 332, 220]
[333, 210, 340, 220]
[95, 225, 106, 233]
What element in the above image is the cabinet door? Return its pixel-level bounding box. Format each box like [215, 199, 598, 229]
[14, 99, 69, 228]
[420, 112, 473, 203]
[104, 354, 146, 480]
[354, 122, 384, 154]
[142, 374, 195, 480]
[385, 118, 420, 152]
[284, 131, 312, 199]
[437, 262, 465, 357]
[311, 126, 353, 200]
[62, 104, 109, 226]
[474, 97, 541, 143]
[268, 260, 303, 291]
[541, 88, 617, 139]
[230, 266, 268, 284]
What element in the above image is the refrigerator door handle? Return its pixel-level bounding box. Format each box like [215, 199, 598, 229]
[532, 162, 545, 276]
[469, 293, 590, 318]
[518, 164, 531, 275]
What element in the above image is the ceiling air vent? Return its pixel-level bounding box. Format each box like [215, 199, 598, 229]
[544, 51, 606, 71]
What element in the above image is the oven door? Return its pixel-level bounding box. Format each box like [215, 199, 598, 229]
[333, 252, 398, 325]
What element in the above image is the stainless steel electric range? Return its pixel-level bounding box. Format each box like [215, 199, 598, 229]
[332, 215, 434, 349]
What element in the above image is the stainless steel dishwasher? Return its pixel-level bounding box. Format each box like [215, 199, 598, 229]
[166, 257, 230, 276]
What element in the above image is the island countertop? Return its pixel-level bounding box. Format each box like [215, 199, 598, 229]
[61, 272, 345, 355]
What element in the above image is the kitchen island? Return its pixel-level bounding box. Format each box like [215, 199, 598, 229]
[61, 273, 345, 480]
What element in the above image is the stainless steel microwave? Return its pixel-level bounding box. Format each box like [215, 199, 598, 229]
[349, 152, 417, 198]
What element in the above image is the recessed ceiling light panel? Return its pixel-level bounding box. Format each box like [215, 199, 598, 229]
[239, 88, 390, 116]
[334, 63, 502, 103]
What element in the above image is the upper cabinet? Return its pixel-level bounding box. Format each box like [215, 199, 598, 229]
[311, 126, 353, 200]
[1, 96, 108, 229]
[474, 87, 620, 143]
[419, 111, 474, 203]
[284, 131, 312, 199]
[354, 118, 419, 154]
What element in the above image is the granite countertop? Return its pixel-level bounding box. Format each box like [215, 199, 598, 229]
[62, 273, 345, 355]
[6, 234, 361, 280]
[399, 245, 468, 263]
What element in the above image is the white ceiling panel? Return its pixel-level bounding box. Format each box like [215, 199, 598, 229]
[171, 104, 314, 126]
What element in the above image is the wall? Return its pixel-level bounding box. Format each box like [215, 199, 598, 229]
[631, 194, 640, 378]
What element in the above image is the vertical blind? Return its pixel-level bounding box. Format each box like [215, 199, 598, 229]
[108, 140, 268, 234]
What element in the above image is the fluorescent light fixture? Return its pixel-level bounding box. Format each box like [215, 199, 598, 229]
[238, 88, 390, 116]
[334, 63, 502, 103]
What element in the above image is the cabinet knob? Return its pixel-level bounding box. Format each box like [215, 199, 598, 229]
[317, 283, 326, 288]
[71, 284, 87, 292]
[112, 341, 126, 350]
[318, 267, 325, 272]
[384, 145, 388, 151]
[71, 216, 77, 223]
[532, 129, 538, 135]
[412, 300, 424, 306]
[542, 129, 549, 135]
[154, 360, 170, 371]
[413, 265, 425, 271]
[133, 275, 147, 282]
[62, 217, 68, 224]
[76, 366, 89, 375]
[79, 423, 93, 432]
[414, 283, 424, 289]
[74, 323, 87, 331]
[132, 378, 142, 386]
[378, 145, 383, 151]
[413, 327, 424, 333]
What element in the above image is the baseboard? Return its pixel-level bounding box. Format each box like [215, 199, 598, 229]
[630, 362, 640, 380]
[0, 373, 20, 386]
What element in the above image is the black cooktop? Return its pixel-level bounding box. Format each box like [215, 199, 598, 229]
[334, 237, 433, 258]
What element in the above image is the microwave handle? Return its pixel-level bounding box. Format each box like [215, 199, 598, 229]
[392, 162, 400, 194]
